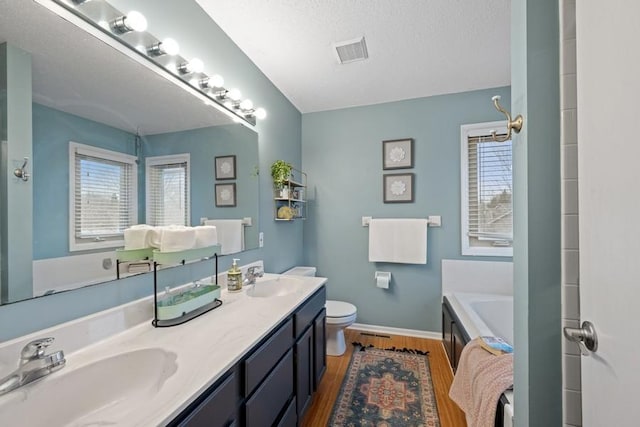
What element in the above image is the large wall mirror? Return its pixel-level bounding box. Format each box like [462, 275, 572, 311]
[0, 0, 259, 304]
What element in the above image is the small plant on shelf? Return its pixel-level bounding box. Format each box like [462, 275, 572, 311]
[271, 160, 292, 191]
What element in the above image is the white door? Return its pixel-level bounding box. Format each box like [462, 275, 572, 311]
[576, 1, 640, 425]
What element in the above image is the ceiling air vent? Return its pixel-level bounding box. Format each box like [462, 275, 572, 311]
[334, 36, 368, 64]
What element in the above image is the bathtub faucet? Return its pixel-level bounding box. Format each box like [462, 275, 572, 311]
[0, 337, 66, 396]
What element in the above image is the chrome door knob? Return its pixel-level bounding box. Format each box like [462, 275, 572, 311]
[563, 320, 598, 355]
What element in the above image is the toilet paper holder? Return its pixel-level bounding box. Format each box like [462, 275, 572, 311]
[375, 271, 391, 289]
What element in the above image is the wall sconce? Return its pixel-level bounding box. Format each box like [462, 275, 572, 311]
[177, 58, 204, 75]
[147, 38, 180, 57]
[110, 11, 147, 34]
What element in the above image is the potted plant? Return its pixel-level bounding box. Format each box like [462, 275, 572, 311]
[271, 160, 293, 198]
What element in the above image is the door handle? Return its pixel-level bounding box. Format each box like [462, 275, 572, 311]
[563, 321, 598, 355]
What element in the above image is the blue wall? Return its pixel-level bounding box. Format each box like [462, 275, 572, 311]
[302, 87, 511, 332]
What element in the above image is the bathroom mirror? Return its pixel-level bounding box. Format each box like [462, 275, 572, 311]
[0, 0, 259, 304]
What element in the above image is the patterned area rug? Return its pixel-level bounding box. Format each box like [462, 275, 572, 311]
[329, 345, 441, 427]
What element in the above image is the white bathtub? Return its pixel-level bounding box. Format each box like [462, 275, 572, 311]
[445, 292, 514, 427]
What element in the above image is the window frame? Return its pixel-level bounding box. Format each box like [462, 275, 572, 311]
[145, 153, 191, 227]
[460, 121, 513, 257]
[68, 141, 138, 252]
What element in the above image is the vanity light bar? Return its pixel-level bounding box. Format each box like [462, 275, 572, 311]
[68, 0, 267, 124]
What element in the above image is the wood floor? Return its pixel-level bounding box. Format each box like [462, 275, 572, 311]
[301, 328, 467, 427]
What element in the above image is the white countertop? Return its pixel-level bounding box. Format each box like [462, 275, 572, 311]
[0, 273, 327, 426]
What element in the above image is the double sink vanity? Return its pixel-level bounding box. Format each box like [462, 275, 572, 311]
[0, 271, 327, 426]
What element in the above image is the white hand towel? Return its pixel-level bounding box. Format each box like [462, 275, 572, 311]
[194, 225, 218, 248]
[124, 224, 153, 250]
[368, 218, 428, 264]
[204, 220, 243, 255]
[147, 226, 164, 249]
[160, 225, 197, 252]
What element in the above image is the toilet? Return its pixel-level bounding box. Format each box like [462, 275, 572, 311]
[282, 266, 357, 356]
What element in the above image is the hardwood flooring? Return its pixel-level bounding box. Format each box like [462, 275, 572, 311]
[301, 328, 467, 427]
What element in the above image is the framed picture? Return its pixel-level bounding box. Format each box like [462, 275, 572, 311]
[382, 138, 414, 170]
[383, 173, 414, 203]
[215, 183, 237, 207]
[215, 155, 236, 180]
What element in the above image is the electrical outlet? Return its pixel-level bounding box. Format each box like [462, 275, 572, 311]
[259, 232, 264, 248]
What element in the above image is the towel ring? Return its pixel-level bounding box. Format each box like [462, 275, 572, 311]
[491, 95, 523, 142]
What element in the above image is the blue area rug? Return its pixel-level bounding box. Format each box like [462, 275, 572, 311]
[328, 345, 441, 427]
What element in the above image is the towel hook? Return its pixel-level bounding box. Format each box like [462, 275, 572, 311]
[491, 95, 523, 142]
[13, 157, 30, 182]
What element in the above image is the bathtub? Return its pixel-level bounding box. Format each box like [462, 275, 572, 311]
[444, 292, 514, 427]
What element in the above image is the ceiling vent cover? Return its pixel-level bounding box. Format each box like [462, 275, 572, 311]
[334, 36, 368, 64]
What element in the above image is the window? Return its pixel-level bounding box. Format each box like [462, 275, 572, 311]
[69, 142, 138, 251]
[145, 154, 190, 226]
[461, 122, 513, 256]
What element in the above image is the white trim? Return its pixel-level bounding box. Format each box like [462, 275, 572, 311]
[68, 141, 138, 252]
[145, 153, 191, 226]
[460, 121, 513, 257]
[348, 323, 442, 340]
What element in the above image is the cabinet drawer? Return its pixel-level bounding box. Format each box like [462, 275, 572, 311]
[294, 287, 326, 338]
[246, 349, 294, 427]
[178, 369, 239, 427]
[276, 397, 297, 427]
[244, 318, 293, 396]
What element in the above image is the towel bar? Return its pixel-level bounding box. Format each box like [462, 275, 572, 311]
[362, 216, 441, 227]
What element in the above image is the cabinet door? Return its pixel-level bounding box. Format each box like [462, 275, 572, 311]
[452, 321, 465, 373]
[313, 309, 326, 390]
[442, 303, 454, 368]
[295, 326, 314, 419]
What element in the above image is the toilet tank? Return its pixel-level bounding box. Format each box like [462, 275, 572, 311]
[282, 266, 317, 277]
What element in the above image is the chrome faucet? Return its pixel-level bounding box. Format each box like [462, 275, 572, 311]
[244, 266, 264, 285]
[0, 337, 66, 396]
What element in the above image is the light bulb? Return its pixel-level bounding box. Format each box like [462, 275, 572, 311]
[125, 11, 147, 32]
[223, 100, 234, 109]
[240, 99, 254, 111]
[210, 74, 224, 88]
[254, 108, 267, 120]
[228, 88, 242, 101]
[178, 58, 204, 74]
[162, 38, 179, 55]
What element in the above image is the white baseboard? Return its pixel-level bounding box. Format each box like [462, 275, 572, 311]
[348, 323, 442, 340]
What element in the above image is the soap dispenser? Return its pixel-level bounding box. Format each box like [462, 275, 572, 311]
[227, 258, 243, 292]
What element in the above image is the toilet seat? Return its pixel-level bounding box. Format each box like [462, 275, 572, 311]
[326, 300, 357, 319]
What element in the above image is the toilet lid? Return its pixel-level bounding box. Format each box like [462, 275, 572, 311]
[326, 300, 357, 318]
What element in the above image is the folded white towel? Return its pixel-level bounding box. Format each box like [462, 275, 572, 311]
[204, 220, 243, 255]
[368, 218, 428, 264]
[123, 224, 154, 250]
[147, 226, 164, 249]
[160, 225, 197, 252]
[194, 225, 218, 249]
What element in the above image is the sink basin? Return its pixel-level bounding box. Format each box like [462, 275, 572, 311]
[246, 276, 305, 298]
[0, 348, 177, 426]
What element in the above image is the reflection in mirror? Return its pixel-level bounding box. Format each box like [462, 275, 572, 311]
[0, 0, 259, 305]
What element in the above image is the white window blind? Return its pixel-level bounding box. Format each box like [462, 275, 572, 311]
[69, 142, 137, 251]
[146, 154, 190, 226]
[461, 122, 513, 256]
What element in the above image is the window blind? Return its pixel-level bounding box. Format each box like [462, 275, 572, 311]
[147, 161, 189, 226]
[467, 134, 513, 245]
[74, 152, 135, 240]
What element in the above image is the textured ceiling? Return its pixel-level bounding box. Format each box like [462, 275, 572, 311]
[196, 0, 511, 113]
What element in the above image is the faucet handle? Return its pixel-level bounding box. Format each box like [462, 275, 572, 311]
[248, 266, 264, 276]
[21, 337, 55, 360]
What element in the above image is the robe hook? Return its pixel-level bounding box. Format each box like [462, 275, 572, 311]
[491, 95, 524, 142]
[13, 157, 30, 182]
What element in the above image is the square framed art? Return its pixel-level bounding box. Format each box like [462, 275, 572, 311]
[215, 183, 237, 207]
[215, 155, 236, 180]
[383, 173, 414, 203]
[382, 138, 414, 170]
